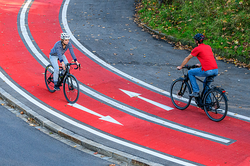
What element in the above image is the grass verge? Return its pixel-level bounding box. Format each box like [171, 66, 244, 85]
[136, 0, 250, 68]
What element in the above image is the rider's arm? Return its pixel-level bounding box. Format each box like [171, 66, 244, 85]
[177, 54, 194, 70]
[68, 42, 80, 67]
[68, 42, 77, 62]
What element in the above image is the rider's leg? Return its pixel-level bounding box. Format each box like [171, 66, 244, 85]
[61, 54, 69, 65]
[59, 55, 69, 77]
[188, 68, 204, 94]
[203, 69, 218, 104]
[203, 69, 218, 92]
[49, 55, 59, 85]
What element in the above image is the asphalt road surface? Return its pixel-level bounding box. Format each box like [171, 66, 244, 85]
[67, 0, 250, 114]
[0, 0, 250, 165]
[0, 101, 120, 166]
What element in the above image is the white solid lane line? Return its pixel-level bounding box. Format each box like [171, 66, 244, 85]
[16, 1, 200, 165]
[20, 0, 49, 67]
[0, 71, 195, 166]
[18, 0, 234, 145]
[61, 0, 234, 144]
[3, 0, 238, 165]
[62, 0, 250, 123]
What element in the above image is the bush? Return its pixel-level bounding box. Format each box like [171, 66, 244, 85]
[137, 0, 250, 65]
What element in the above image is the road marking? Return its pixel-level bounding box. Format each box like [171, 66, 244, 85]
[120, 89, 173, 111]
[17, 0, 235, 145]
[19, 0, 49, 67]
[16, 2, 200, 165]
[61, 1, 170, 96]
[0, 73, 196, 166]
[62, 0, 250, 123]
[227, 112, 250, 121]
[68, 103, 123, 125]
[79, 85, 232, 144]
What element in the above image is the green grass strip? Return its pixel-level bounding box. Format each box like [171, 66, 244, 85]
[137, 0, 250, 65]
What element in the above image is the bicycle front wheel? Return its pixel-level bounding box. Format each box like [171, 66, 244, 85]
[63, 74, 79, 104]
[45, 64, 56, 93]
[203, 88, 228, 122]
[170, 78, 192, 110]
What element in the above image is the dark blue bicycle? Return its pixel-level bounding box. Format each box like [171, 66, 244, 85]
[45, 63, 80, 104]
[170, 65, 228, 122]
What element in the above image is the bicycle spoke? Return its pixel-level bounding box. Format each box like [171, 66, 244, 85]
[45, 64, 55, 93]
[204, 89, 227, 122]
[63, 75, 79, 103]
[170, 79, 191, 110]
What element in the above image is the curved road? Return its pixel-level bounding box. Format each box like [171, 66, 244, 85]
[0, 0, 250, 166]
[0, 102, 120, 166]
[67, 0, 250, 114]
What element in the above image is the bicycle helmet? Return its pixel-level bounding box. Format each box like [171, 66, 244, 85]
[193, 33, 205, 43]
[61, 33, 70, 40]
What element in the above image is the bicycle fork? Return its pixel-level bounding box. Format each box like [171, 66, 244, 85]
[178, 82, 187, 97]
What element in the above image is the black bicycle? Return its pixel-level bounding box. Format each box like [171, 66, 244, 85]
[45, 63, 80, 104]
[170, 65, 228, 122]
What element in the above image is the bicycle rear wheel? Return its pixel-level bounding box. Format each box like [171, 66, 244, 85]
[63, 74, 79, 104]
[45, 64, 55, 93]
[170, 78, 192, 110]
[203, 88, 228, 122]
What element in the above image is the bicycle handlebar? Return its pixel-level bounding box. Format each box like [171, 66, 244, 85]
[66, 63, 81, 70]
[181, 65, 200, 70]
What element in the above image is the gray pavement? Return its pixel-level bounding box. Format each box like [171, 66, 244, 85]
[67, 0, 250, 115]
[0, 0, 249, 166]
[0, 100, 120, 166]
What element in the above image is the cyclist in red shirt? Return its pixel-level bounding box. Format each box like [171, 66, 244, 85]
[177, 33, 218, 97]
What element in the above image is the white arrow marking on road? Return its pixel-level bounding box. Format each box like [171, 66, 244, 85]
[120, 89, 173, 111]
[68, 103, 123, 125]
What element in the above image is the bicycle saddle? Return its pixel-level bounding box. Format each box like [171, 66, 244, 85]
[206, 76, 215, 82]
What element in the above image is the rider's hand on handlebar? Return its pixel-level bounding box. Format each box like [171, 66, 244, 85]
[177, 66, 182, 70]
[61, 61, 66, 70]
[75, 61, 81, 68]
[196, 64, 201, 67]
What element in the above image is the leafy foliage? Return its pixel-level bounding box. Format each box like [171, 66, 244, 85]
[137, 0, 250, 65]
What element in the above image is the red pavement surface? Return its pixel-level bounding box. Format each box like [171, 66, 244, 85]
[1, 0, 250, 165]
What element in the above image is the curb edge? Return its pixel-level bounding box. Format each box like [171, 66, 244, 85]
[0, 87, 163, 166]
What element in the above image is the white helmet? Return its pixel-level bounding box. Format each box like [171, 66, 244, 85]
[61, 33, 70, 40]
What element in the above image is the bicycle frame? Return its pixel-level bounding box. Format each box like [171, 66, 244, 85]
[181, 68, 213, 108]
[58, 63, 79, 86]
[171, 65, 228, 121]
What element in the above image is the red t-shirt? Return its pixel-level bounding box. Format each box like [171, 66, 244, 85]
[191, 43, 218, 71]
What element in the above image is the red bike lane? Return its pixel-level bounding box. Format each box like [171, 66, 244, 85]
[26, 0, 244, 134]
[1, 0, 250, 165]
